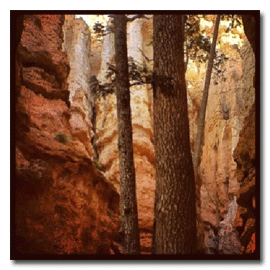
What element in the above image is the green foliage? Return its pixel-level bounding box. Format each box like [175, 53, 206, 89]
[212, 52, 229, 84]
[54, 133, 69, 144]
[93, 158, 102, 170]
[185, 14, 242, 60]
[89, 73, 115, 98]
[93, 21, 107, 37]
[220, 14, 242, 31]
[92, 20, 114, 41]
[128, 58, 153, 85]
[185, 15, 208, 62]
[92, 15, 149, 42]
[91, 14, 241, 93]
[184, 14, 239, 84]
[90, 58, 154, 98]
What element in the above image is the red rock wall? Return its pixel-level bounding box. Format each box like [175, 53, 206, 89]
[15, 15, 256, 256]
[14, 14, 119, 255]
[234, 103, 256, 253]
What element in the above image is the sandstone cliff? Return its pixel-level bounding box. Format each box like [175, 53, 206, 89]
[15, 14, 119, 255]
[91, 16, 256, 254]
[188, 38, 255, 254]
[13, 14, 257, 256]
[234, 103, 256, 253]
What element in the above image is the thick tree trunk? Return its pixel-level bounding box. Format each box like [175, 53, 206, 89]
[114, 15, 140, 254]
[152, 15, 197, 254]
[193, 15, 220, 252]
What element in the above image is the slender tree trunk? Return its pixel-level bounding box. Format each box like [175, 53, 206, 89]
[152, 15, 197, 254]
[193, 15, 220, 252]
[114, 14, 140, 254]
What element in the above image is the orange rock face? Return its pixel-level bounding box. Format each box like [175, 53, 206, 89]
[16, 149, 119, 254]
[246, 233, 256, 253]
[14, 14, 257, 256]
[14, 14, 119, 256]
[233, 104, 256, 254]
[19, 15, 70, 97]
[186, 36, 255, 253]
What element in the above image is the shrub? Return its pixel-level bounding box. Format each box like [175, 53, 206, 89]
[54, 133, 69, 144]
[93, 158, 102, 170]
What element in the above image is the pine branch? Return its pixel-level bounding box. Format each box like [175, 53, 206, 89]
[107, 62, 117, 73]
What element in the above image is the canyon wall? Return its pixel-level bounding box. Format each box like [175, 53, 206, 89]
[234, 103, 256, 253]
[15, 15, 119, 255]
[62, 15, 95, 159]
[187, 37, 255, 254]
[91, 17, 256, 254]
[14, 14, 256, 255]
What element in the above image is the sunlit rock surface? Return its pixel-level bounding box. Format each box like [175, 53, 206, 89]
[14, 14, 256, 255]
[90, 16, 255, 254]
[15, 14, 119, 255]
[63, 15, 94, 158]
[187, 36, 255, 253]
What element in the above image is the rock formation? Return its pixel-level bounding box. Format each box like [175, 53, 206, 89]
[90, 16, 256, 254]
[13, 14, 257, 255]
[62, 15, 96, 160]
[14, 14, 119, 255]
[234, 103, 256, 253]
[191, 38, 255, 254]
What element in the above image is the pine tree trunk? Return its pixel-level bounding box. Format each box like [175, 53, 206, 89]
[114, 14, 140, 254]
[152, 14, 197, 254]
[193, 15, 220, 252]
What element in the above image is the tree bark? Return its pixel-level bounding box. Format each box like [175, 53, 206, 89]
[152, 15, 197, 254]
[192, 15, 220, 252]
[114, 15, 140, 254]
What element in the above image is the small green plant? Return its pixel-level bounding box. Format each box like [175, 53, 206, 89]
[54, 133, 69, 144]
[93, 158, 102, 171]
